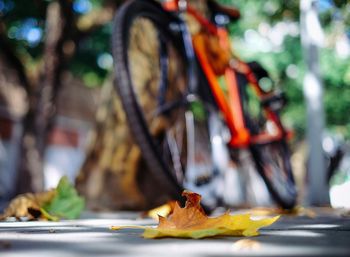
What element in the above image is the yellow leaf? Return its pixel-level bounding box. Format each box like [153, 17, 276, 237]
[144, 201, 176, 221]
[111, 225, 146, 230]
[112, 191, 279, 239]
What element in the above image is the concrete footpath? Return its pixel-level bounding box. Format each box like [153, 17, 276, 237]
[0, 210, 349, 257]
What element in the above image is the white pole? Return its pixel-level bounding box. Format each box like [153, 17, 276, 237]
[300, 0, 329, 205]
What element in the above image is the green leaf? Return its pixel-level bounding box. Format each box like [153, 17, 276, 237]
[42, 176, 85, 220]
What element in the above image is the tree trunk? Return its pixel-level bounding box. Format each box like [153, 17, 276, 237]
[1, 0, 118, 198]
[76, 77, 138, 210]
[16, 0, 72, 194]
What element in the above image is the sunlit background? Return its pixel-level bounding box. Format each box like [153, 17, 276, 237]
[0, 0, 349, 210]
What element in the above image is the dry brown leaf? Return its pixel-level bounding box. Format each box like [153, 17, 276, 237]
[0, 190, 56, 220]
[112, 191, 279, 239]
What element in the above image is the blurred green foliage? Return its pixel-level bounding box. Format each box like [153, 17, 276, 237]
[0, 0, 113, 87]
[69, 23, 112, 87]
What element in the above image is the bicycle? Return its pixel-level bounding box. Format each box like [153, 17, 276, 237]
[111, 0, 297, 210]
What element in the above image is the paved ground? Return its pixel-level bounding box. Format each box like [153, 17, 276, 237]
[0, 210, 350, 257]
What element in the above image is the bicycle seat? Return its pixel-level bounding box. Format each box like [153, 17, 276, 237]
[247, 61, 269, 81]
[207, 0, 240, 24]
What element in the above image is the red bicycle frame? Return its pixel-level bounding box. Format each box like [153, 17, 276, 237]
[163, 0, 291, 148]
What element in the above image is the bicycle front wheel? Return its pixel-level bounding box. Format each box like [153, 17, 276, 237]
[112, 0, 215, 205]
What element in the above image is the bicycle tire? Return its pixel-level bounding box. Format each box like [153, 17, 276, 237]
[249, 139, 297, 209]
[112, 0, 216, 205]
[238, 66, 297, 209]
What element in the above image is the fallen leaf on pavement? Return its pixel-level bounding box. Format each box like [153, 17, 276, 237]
[1, 176, 84, 221]
[111, 191, 279, 239]
[0, 190, 56, 220]
[41, 176, 85, 220]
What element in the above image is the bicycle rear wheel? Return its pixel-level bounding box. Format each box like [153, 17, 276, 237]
[250, 139, 297, 209]
[112, 0, 216, 206]
[239, 72, 297, 209]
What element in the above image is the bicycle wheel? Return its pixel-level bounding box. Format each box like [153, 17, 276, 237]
[249, 139, 297, 209]
[112, 0, 217, 206]
[243, 88, 296, 208]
